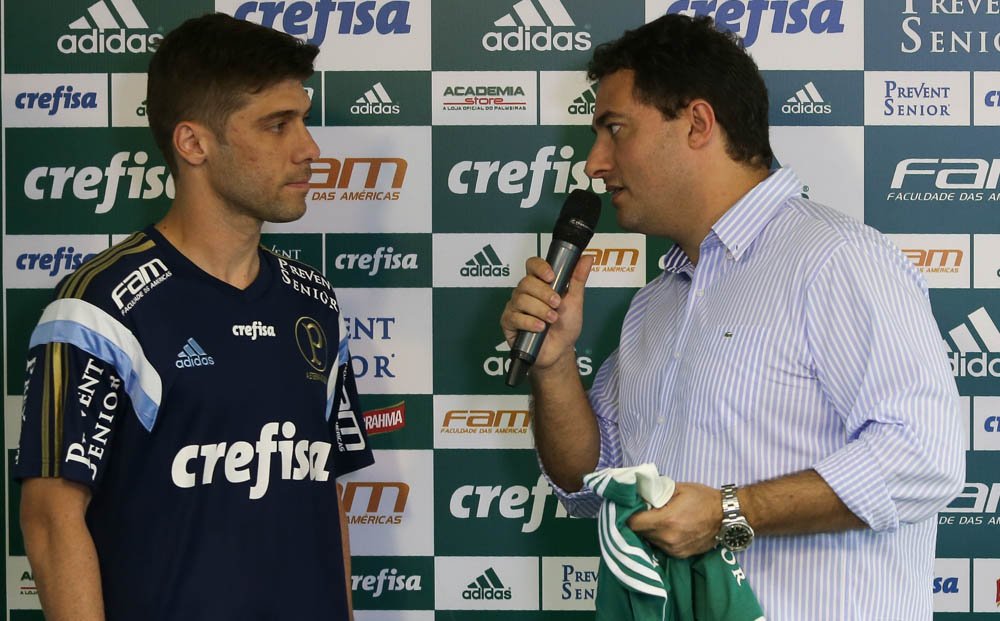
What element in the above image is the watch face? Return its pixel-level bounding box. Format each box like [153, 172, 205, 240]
[722, 524, 754, 551]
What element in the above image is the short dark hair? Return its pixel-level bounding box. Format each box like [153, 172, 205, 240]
[587, 14, 773, 168]
[147, 13, 319, 175]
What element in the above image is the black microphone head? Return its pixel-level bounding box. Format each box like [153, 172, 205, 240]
[552, 189, 601, 248]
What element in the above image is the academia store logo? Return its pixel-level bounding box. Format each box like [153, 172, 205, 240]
[338, 450, 433, 556]
[433, 394, 533, 449]
[864, 72, 970, 126]
[338, 288, 432, 394]
[649, 0, 861, 70]
[269, 126, 430, 234]
[884, 234, 969, 289]
[6, 556, 40, 609]
[974, 72, 1000, 126]
[432, 233, 535, 287]
[435, 557, 539, 610]
[432, 71, 537, 126]
[539, 71, 597, 126]
[3, 235, 107, 289]
[540, 232, 647, 288]
[974, 234, 1000, 289]
[217, 0, 431, 69]
[933, 558, 969, 612]
[3, 74, 106, 127]
[541, 557, 599, 611]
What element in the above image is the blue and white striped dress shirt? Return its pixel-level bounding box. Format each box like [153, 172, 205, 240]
[549, 168, 965, 620]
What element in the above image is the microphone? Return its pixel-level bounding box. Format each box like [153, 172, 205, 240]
[506, 189, 602, 387]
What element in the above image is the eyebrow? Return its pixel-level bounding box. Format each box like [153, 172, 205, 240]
[591, 110, 623, 133]
[257, 109, 306, 125]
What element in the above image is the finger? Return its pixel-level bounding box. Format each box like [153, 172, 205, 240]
[525, 257, 555, 283]
[564, 254, 594, 299]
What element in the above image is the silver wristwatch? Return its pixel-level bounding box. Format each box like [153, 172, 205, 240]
[716, 483, 754, 551]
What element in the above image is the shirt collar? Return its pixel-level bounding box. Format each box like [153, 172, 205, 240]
[661, 167, 803, 274]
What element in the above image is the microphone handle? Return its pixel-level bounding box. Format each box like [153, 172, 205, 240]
[506, 240, 583, 386]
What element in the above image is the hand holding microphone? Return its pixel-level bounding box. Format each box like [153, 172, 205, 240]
[502, 189, 601, 387]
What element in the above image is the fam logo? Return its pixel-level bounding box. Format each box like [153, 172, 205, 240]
[112, 258, 172, 314]
[584, 246, 640, 274]
[309, 156, 406, 201]
[886, 233, 969, 289]
[363, 401, 406, 435]
[945, 306, 1000, 379]
[58, 0, 161, 54]
[865, 72, 968, 125]
[233, 0, 413, 45]
[344, 315, 397, 380]
[352, 82, 400, 115]
[887, 158, 1000, 203]
[482, 0, 591, 52]
[442, 84, 528, 112]
[23, 151, 174, 214]
[663, 0, 846, 47]
[341, 480, 409, 525]
[484, 341, 593, 378]
[447, 145, 604, 208]
[449, 473, 570, 534]
[782, 81, 831, 115]
[434, 395, 533, 449]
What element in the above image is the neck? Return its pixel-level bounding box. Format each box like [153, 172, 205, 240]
[156, 185, 263, 289]
[677, 163, 770, 266]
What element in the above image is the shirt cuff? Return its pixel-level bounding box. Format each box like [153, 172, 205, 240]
[813, 437, 899, 532]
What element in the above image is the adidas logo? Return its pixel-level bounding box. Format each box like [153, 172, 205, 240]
[946, 307, 1000, 378]
[568, 83, 597, 115]
[462, 567, 512, 601]
[460, 245, 510, 278]
[482, 0, 591, 53]
[58, 0, 160, 55]
[350, 82, 400, 115]
[175, 338, 216, 369]
[781, 81, 832, 115]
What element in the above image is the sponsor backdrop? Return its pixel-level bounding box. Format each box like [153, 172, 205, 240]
[2, 0, 1000, 618]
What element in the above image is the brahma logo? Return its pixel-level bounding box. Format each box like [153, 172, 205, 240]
[23, 151, 175, 214]
[945, 307, 1000, 379]
[58, 0, 161, 54]
[363, 402, 406, 435]
[233, 0, 413, 45]
[482, 0, 591, 52]
[663, 0, 846, 47]
[309, 157, 406, 201]
[341, 480, 409, 525]
[447, 145, 605, 208]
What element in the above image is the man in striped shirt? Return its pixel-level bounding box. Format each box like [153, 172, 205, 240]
[501, 14, 965, 620]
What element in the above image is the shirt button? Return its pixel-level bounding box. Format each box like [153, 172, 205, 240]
[673, 351, 681, 360]
[656, 416, 666, 425]
[726, 251, 734, 260]
[695, 289, 704, 297]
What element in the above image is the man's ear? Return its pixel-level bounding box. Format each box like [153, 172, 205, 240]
[686, 99, 717, 151]
[172, 121, 214, 168]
